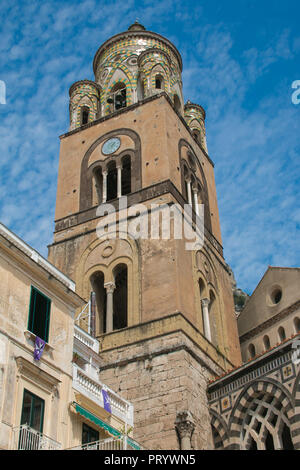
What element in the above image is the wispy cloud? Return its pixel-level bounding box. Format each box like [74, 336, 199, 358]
[0, 0, 299, 294]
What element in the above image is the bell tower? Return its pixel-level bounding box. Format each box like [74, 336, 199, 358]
[48, 22, 241, 450]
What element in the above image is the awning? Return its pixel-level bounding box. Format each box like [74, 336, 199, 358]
[72, 402, 121, 438]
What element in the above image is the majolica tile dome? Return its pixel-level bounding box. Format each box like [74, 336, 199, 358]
[68, 21, 207, 152]
[69, 21, 184, 129]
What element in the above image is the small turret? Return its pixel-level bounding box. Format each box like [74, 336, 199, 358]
[184, 100, 207, 151]
[69, 80, 101, 131]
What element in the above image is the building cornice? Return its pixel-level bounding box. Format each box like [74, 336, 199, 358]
[239, 300, 300, 343]
[50, 179, 224, 258]
[59, 92, 214, 167]
[207, 334, 299, 401]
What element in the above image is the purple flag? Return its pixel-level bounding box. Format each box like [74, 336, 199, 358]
[34, 336, 46, 361]
[102, 389, 111, 413]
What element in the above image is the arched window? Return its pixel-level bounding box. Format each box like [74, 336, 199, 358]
[81, 106, 90, 125]
[90, 271, 106, 334]
[278, 326, 286, 342]
[199, 278, 205, 298]
[294, 317, 300, 333]
[181, 159, 202, 216]
[173, 94, 181, 113]
[121, 155, 131, 195]
[248, 343, 256, 359]
[107, 161, 117, 201]
[192, 129, 201, 144]
[107, 83, 127, 112]
[93, 168, 103, 203]
[155, 75, 164, 90]
[137, 75, 144, 101]
[208, 290, 218, 346]
[263, 335, 271, 351]
[113, 264, 128, 330]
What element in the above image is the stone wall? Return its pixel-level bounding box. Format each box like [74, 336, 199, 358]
[99, 330, 223, 450]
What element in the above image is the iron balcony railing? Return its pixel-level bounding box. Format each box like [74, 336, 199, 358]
[12, 424, 61, 450]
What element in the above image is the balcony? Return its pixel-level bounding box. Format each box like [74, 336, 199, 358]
[74, 324, 99, 353]
[72, 364, 134, 426]
[12, 424, 61, 450]
[68, 436, 142, 450]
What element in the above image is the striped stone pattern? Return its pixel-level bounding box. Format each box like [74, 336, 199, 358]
[209, 372, 300, 449]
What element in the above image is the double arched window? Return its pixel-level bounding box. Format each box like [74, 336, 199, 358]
[197, 276, 219, 346]
[182, 160, 203, 216]
[90, 263, 128, 335]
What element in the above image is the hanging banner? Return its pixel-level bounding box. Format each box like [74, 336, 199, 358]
[34, 336, 46, 361]
[102, 388, 112, 413]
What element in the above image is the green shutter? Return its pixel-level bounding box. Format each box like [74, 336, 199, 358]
[28, 286, 51, 342]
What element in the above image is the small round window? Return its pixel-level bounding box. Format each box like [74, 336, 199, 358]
[270, 288, 282, 305]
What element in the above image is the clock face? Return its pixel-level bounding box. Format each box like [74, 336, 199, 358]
[102, 137, 121, 155]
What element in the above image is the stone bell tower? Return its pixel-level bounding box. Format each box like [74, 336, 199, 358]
[48, 21, 241, 450]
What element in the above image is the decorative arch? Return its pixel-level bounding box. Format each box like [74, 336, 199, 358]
[228, 379, 295, 450]
[193, 248, 222, 347]
[104, 63, 134, 92]
[79, 129, 141, 211]
[178, 139, 212, 232]
[105, 77, 131, 114]
[150, 63, 169, 90]
[291, 370, 300, 449]
[210, 410, 230, 449]
[75, 233, 141, 334]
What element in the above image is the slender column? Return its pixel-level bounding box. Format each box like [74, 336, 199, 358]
[175, 411, 195, 450]
[192, 188, 199, 215]
[186, 178, 192, 206]
[102, 170, 108, 203]
[201, 298, 211, 342]
[117, 164, 122, 198]
[90, 291, 96, 337]
[104, 282, 115, 333]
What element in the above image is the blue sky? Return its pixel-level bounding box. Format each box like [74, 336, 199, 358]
[0, 0, 299, 294]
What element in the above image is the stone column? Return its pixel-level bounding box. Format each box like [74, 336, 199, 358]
[186, 178, 192, 206]
[117, 164, 122, 198]
[104, 282, 115, 333]
[192, 187, 199, 215]
[201, 298, 211, 342]
[102, 170, 108, 203]
[90, 291, 96, 337]
[175, 411, 195, 450]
